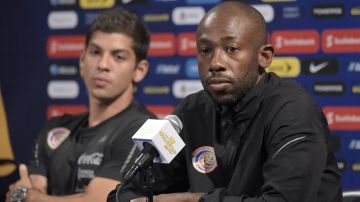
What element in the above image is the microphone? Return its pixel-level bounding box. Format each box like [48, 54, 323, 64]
[121, 115, 185, 184]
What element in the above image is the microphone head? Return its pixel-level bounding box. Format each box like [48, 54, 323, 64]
[163, 114, 183, 134]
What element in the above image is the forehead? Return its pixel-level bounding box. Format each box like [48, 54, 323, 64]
[197, 12, 252, 43]
[89, 31, 134, 51]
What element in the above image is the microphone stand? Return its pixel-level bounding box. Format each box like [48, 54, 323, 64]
[139, 161, 155, 202]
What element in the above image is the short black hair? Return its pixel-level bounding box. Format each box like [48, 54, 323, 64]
[86, 7, 150, 63]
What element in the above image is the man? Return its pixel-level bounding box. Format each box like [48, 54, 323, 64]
[112, 2, 342, 202]
[6, 7, 155, 202]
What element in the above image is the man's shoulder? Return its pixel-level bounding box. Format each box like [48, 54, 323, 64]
[47, 112, 88, 128]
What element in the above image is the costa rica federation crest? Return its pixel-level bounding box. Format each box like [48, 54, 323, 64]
[47, 127, 70, 149]
[192, 146, 217, 174]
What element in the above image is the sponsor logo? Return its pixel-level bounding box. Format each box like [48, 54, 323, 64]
[48, 11, 78, 30]
[143, 86, 170, 94]
[351, 6, 360, 16]
[302, 58, 338, 75]
[271, 30, 319, 54]
[337, 159, 346, 172]
[79, 0, 115, 9]
[145, 105, 175, 118]
[172, 80, 203, 98]
[348, 61, 360, 72]
[322, 29, 360, 53]
[50, 0, 76, 6]
[185, 58, 199, 78]
[186, 0, 220, 4]
[252, 4, 274, 23]
[192, 146, 217, 174]
[282, 6, 301, 19]
[47, 35, 85, 58]
[349, 139, 360, 150]
[323, 106, 360, 130]
[49, 64, 78, 76]
[313, 82, 344, 96]
[266, 57, 300, 78]
[352, 84, 360, 94]
[77, 167, 95, 180]
[148, 33, 176, 56]
[177, 32, 197, 56]
[47, 80, 79, 99]
[172, 7, 205, 25]
[353, 163, 360, 172]
[155, 63, 180, 75]
[78, 152, 103, 166]
[47, 105, 88, 119]
[312, 5, 344, 18]
[47, 127, 71, 149]
[143, 13, 169, 22]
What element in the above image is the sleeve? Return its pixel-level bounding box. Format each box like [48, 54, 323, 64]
[199, 96, 341, 202]
[27, 116, 65, 177]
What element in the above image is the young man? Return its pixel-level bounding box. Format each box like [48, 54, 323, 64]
[6, 8, 155, 202]
[112, 2, 342, 202]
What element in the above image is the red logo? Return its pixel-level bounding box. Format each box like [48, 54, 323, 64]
[323, 106, 360, 130]
[146, 105, 175, 118]
[322, 29, 360, 53]
[47, 35, 85, 58]
[148, 33, 176, 57]
[177, 32, 197, 56]
[47, 105, 88, 120]
[271, 30, 320, 54]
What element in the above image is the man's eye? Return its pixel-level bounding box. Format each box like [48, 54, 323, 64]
[199, 48, 210, 56]
[89, 49, 100, 55]
[227, 47, 238, 53]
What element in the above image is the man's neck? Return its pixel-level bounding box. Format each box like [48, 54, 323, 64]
[87, 93, 133, 127]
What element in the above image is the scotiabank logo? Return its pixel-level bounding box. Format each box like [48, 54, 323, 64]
[177, 32, 196, 56]
[47, 35, 85, 58]
[79, 0, 115, 9]
[323, 106, 360, 130]
[271, 30, 319, 54]
[47, 105, 87, 119]
[145, 105, 175, 118]
[148, 33, 176, 57]
[322, 29, 360, 53]
[267, 57, 300, 78]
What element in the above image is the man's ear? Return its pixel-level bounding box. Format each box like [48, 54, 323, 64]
[258, 44, 274, 69]
[133, 59, 149, 83]
[79, 49, 85, 77]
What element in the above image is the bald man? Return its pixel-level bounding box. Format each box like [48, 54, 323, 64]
[109, 2, 342, 202]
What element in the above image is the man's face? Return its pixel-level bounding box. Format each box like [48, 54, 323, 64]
[80, 31, 138, 103]
[196, 13, 261, 106]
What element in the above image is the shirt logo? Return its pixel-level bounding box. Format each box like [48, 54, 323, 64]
[192, 146, 217, 174]
[47, 127, 71, 149]
[77, 152, 104, 166]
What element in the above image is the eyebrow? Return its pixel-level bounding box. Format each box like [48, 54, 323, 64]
[88, 43, 131, 55]
[197, 36, 239, 44]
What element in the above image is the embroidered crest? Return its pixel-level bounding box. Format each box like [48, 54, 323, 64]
[192, 146, 217, 174]
[47, 127, 70, 149]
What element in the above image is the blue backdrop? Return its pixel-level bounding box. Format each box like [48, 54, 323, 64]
[1, 0, 359, 200]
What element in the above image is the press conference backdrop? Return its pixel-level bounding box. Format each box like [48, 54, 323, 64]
[0, 0, 359, 198]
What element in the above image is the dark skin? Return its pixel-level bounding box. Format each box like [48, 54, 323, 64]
[131, 2, 274, 202]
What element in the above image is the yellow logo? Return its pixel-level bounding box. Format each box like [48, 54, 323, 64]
[159, 131, 176, 155]
[352, 84, 360, 94]
[0, 87, 16, 177]
[351, 7, 360, 16]
[266, 57, 300, 78]
[79, 0, 115, 9]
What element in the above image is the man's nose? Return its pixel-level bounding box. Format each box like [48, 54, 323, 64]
[97, 53, 111, 71]
[209, 49, 226, 72]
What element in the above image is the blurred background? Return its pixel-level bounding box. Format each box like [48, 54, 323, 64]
[1, 0, 359, 200]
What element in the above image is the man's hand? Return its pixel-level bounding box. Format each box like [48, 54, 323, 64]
[130, 192, 204, 202]
[5, 164, 33, 202]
